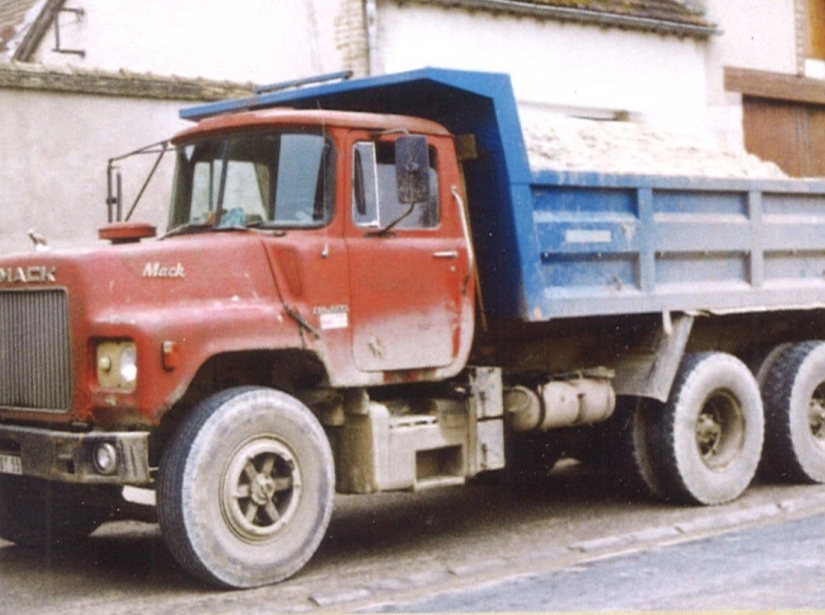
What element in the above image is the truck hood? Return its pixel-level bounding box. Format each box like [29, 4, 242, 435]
[0, 233, 282, 319]
[0, 233, 296, 426]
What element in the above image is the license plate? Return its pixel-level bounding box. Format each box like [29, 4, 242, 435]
[0, 453, 22, 476]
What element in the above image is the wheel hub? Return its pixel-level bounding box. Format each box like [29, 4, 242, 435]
[250, 473, 277, 506]
[696, 413, 723, 455]
[808, 384, 825, 445]
[221, 437, 302, 541]
[695, 391, 745, 471]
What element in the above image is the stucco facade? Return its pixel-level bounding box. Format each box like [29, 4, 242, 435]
[0, 86, 184, 253]
[376, 2, 708, 131]
[702, 0, 799, 145]
[26, 0, 359, 82]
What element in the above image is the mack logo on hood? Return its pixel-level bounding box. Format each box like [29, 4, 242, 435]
[0, 265, 57, 284]
[143, 262, 186, 278]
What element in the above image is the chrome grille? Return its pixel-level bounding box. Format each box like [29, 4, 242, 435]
[0, 290, 72, 412]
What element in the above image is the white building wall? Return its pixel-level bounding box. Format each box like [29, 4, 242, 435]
[703, 0, 797, 77]
[376, 3, 709, 133]
[701, 0, 798, 146]
[31, 0, 361, 82]
[0, 88, 188, 254]
[24, 0, 793, 150]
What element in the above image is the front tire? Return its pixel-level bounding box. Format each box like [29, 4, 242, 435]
[157, 387, 335, 588]
[643, 353, 764, 505]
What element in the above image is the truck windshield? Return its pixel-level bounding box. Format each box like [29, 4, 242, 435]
[168, 131, 334, 232]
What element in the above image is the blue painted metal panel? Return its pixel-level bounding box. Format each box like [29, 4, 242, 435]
[530, 172, 825, 319]
[181, 69, 825, 322]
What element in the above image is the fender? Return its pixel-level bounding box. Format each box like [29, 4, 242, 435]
[613, 312, 695, 401]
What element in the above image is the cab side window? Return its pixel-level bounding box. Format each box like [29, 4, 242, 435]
[352, 140, 439, 230]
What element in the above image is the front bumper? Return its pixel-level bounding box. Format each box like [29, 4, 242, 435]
[0, 423, 151, 485]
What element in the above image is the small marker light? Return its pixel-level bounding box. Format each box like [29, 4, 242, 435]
[162, 340, 179, 370]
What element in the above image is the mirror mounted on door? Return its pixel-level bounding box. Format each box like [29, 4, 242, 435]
[396, 135, 430, 205]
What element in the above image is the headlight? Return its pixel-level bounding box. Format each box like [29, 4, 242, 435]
[118, 344, 137, 383]
[97, 341, 138, 391]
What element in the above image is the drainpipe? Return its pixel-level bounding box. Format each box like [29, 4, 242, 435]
[365, 0, 378, 75]
[795, 0, 806, 76]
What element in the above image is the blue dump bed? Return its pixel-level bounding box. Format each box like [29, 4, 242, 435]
[183, 69, 825, 323]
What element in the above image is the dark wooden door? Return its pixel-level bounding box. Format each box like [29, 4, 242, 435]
[743, 96, 825, 177]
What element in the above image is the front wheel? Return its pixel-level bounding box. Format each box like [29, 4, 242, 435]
[157, 387, 335, 588]
[642, 353, 764, 505]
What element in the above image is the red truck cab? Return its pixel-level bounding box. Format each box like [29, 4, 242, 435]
[0, 106, 479, 587]
[164, 108, 475, 391]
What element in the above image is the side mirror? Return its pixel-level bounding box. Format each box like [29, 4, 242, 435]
[395, 135, 430, 204]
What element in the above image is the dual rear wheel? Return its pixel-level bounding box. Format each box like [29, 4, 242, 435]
[760, 341, 825, 483]
[621, 343, 825, 505]
[628, 352, 764, 505]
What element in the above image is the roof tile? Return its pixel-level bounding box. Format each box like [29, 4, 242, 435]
[400, 0, 716, 37]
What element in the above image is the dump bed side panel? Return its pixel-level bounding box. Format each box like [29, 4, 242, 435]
[530, 171, 825, 319]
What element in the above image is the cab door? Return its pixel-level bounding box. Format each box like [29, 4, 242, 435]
[345, 132, 470, 373]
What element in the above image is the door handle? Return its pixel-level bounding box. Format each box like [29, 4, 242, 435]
[433, 250, 458, 259]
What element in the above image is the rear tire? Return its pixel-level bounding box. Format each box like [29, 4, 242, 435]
[587, 397, 664, 500]
[642, 353, 764, 505]
[627, 398, 668, 499]
[157, 387, 335, 589]
[762, 341, 825, 483]
[0, 476, 115, 546]
[752, 343, 793, 390]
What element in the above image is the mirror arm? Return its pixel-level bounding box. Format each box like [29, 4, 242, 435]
[125, 141, 169, 222]
[368, 201, 417, 237]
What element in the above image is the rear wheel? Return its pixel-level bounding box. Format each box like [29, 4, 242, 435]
[586, 397, 664, 500]
[157, 387, 335, 589]
[642, 353, 764, 505]
[762, 341, 825, 483]
[752, 343, 793, 389]
[627, 397, 668, 499]
[0, 476, 115, 546]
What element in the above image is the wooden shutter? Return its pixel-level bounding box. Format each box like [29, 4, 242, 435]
[807, 0, 825, 60]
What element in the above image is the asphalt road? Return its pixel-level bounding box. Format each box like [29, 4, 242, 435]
[376, 510, 825, 612]
[2, 462, 825, 614]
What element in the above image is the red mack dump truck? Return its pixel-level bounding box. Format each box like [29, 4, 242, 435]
[3, 68, 825, 588]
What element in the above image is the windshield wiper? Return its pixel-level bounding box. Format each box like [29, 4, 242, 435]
[162, 221, 286, 239]
[160, 222, 214, 239]
[244, 221, 287, 234]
